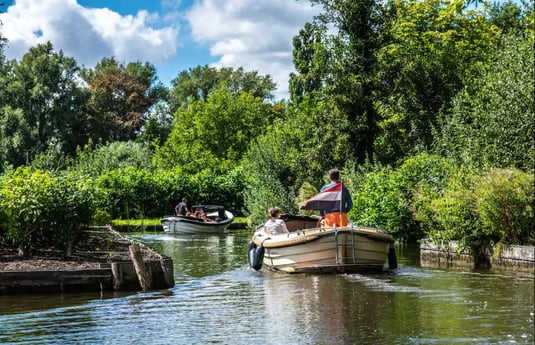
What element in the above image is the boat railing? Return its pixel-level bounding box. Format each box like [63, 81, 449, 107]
[334, 224, 357, 265]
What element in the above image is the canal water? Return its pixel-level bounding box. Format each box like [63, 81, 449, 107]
[0, 231, 533, 345]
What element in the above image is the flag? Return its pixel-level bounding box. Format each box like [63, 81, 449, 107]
[300, 183, 342, 211]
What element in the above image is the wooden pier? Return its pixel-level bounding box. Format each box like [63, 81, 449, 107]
[0, 226, 175, 294]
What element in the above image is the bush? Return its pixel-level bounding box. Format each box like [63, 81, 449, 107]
[475, 169, 534, 245]
[415, 168, 534, 257]
[347, 154, 454, 242]
[95, 166, 245, 220]
[0, 167, 96, 254]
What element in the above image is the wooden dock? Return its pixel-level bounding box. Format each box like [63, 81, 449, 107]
[0, 226, 175, 294]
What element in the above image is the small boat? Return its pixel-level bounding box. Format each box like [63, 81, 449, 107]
[162, 205, 234, 235]
[248, 214, 396, 273]
[248, 180, 396, 273]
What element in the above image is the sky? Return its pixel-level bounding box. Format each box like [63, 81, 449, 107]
[0, 0, 322, 100]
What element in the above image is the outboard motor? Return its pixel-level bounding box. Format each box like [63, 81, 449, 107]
[248, 240, 264, 271]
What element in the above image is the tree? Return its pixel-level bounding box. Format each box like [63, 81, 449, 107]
[373, 0, 500, 164]
[168, 65, 275, 113]
[0, 42, 86, 167]
[437, 34, 534, 171]
[83, 57, 165, 143]
[289, 22, 329, 104]
[154, 85, 275, 173]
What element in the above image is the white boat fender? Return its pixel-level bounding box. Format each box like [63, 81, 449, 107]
[248, 240, 265, 271]
[388, 244, 398, 269]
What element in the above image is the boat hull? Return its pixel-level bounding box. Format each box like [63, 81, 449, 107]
[162, 210, 234, 235]
[252, 226, 394, 273]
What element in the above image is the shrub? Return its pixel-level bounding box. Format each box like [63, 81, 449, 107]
[347, 154, 454, 242]
[475, 169, 534, 245]
[95, 166, 245, 220]
[0, 167, 96, 254]
[415, 168, 534, 258]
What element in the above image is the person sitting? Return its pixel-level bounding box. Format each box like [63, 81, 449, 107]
[264, 207, 289, 235]
[195, 208, 213, 222]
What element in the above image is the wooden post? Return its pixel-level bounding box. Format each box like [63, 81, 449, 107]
[111, 262, 123, 290]
[160, 258, 175, 287]
[129, 243, 152, 292]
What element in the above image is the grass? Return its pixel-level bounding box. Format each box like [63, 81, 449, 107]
[111, 218, 162, 227]
[110, 217, 249, 227]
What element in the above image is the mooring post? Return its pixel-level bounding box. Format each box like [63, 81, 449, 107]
[129, 243, 152, 292]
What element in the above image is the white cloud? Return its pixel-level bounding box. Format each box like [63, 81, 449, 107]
[186, 0, 321, 100]
[0, 0, 321, 100]
[0, 0, 178, 67]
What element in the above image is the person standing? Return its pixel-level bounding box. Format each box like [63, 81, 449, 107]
[320, 169, 353, 227]
[175, 197, 191, 216]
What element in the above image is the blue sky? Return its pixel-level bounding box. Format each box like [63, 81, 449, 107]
[0, 0, 321, 99]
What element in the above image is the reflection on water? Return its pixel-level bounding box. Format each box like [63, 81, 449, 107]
[0, 232, 533, 345]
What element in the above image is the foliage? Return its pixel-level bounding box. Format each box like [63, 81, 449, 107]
[30, 137, 67, 172]
[94, 166, 245, 220]
[0, 106, 31, 172]
[475, 169, 534, 246]
[414, 168, 534, 255]
[70, 140, 153, 177]
[82, 57, 166, 143]
[436, 34, 534, 171]
[347, 154, 454, 241]
[242, 132, 298, 225]
[137, 100, 173, 149]
[304, 0, 385, 163]
[168, 65, 275, 113]
[0, 167, 97, 254]
[289, 22, 329, 104]
[154, 86, 275, 173]
[0, 42, 87, 168]
[373, 0, 499, 164]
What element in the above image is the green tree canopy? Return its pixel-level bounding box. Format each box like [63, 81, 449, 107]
[436, 34, 534, 171]
[168, 65, 276, 113]
[0, 42, 86, 169]
[154, 85, 276, 173]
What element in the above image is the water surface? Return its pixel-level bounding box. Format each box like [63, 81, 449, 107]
[0, 232, 533, 344]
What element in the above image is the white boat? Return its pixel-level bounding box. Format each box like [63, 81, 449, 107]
[162, 205, 234, 235]
[248, 214, 396, 274]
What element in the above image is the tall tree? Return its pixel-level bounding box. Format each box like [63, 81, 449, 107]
[154, 85, 275, 173]
[168, 65, 275, 113]
[290, 0, 386, 164]
[0, 42, 86, 168]
[289, 22, 329, 104]
[437, 34, 534, 171]
[373, 0, 499, 164]
[83, 57, 165, 143]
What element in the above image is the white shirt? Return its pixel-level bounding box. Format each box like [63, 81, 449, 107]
[264, 218, 289, 235]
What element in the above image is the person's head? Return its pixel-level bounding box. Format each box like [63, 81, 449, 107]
[269, 207, 282, 218]
[182, 197, 187, 203]
[328, 169, 340, 182]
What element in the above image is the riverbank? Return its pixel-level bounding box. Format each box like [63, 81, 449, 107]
[420, 240, 535, 272]
[0, 226, 174, 294]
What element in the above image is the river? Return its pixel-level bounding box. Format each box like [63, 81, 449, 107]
[0, 231, 533, 345]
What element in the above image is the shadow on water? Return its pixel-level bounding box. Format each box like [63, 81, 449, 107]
[0, 232, 533, 345]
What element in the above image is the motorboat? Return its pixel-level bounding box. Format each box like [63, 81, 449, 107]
[248, 181, 396, 273]
[248, 214, 396, 273]
[162, 205, 234, 235]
